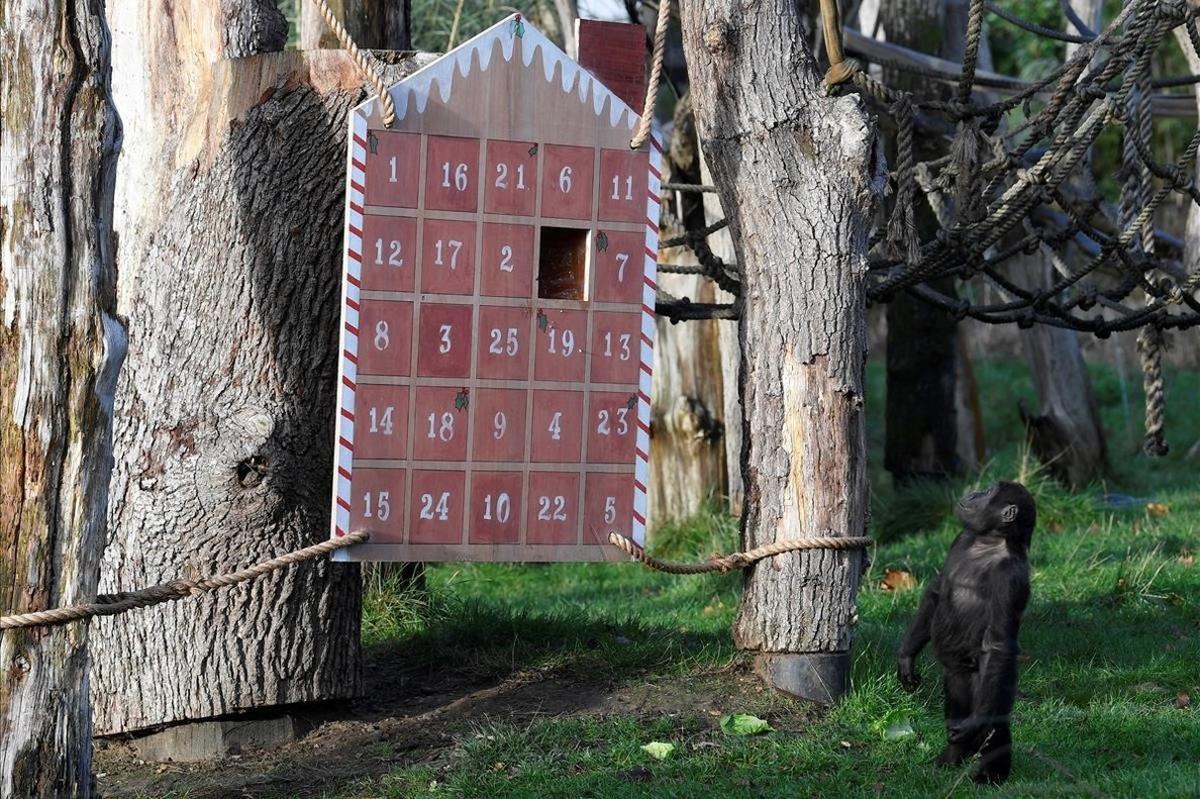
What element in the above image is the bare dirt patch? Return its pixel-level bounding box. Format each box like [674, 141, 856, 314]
[95, 649, 803, 798]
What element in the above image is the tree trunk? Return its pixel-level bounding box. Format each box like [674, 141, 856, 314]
[299, 0, 411, 51]
[1015, 0, 1107, 486]
[91, 0, 411, 733]
[554, 0, 580, 58]
[650, 100, 728, 528]
[0, 0, 124, 793]
[681, 0, 878, 702]
[879, 0, 970, 482]
[1177, 23, 1200, 280]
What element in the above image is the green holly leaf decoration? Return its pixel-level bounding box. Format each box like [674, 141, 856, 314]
[368, 131, 379, 155]
[455, 388, 469, 411]
[595, 231, 609, 252]
[528, 143, 539, 157]
[626, 394, 638, 411]
[511, 17, 525, 38]
[537, 310, 549, 332]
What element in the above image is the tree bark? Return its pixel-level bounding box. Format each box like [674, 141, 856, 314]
[650, 100, 727, 527]
[91, 0, 412, 734]
[299, 0, 411, 51]
[681, 0, 878, 701]
[1017, 252, 1107, 487]
[0, 0, 125, 793]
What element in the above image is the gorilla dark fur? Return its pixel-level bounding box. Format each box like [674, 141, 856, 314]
[897, 480, 1035, 785]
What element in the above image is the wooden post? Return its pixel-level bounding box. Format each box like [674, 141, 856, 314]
[680, 0, 878, 701]
[0, 0, 125, 792]
[90, 0, 411, 736]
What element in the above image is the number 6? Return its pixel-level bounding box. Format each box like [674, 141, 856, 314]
[558, 165, 573, 193]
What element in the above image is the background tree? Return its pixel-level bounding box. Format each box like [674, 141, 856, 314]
[0, 0, 124, 792]
[680, 0, 879, 700]
[1014, 0, 1108, 486]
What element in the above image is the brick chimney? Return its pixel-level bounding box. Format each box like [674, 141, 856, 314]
[575, 19, 648, 113]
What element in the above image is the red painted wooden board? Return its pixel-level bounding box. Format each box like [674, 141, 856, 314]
[332, 15, 661, 562]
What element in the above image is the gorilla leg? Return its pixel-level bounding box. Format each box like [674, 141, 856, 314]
[973, 722, 1013, 784]
[935, 670, 975, 767]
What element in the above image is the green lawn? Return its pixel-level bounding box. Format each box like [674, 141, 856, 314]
[338, 359, 1200, 798]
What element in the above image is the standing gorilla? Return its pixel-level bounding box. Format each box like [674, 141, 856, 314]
[897, 480, 1035, 785]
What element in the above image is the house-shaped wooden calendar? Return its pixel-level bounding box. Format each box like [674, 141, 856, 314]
[330, 15, 661, 561]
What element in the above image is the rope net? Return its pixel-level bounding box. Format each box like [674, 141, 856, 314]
[836, 0, 1200, 339]
[659, 0, 1200, 456]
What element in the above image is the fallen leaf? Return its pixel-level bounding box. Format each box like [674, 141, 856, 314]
[1146, 502, 1170, 517]
[720, 713, 774, 736]
[879, 568, 917, 591]
[1176, 692, 1192, 709]
[871, 708, 916, 741]
[1178, 551, 1195, 568]
[840, 740, 853, 749]
[641, 741, 675, 760]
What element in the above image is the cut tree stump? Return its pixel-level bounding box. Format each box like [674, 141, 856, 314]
[92, 0, 421, 736]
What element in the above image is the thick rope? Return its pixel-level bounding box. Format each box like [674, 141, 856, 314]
[1137, 326, 1169, 457]
[608, 532, 873, 574]
[630, 0, 671, 150]
[0, 531, 369, 630]
[311, 0, 396, 127]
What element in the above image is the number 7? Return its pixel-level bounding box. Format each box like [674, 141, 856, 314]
[615, 252, 629, 282]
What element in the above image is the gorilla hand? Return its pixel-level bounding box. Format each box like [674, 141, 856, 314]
[897, 654, 921, 692]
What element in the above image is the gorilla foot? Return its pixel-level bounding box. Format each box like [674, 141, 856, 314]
[972, 764, 1010, 786]
[934, 745, 969, 768]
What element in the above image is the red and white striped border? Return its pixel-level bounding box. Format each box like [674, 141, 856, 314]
[330, 110, 368, 552]
[632, 128, 663, 548]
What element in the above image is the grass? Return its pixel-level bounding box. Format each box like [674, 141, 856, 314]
[334, 357, 1200, 799]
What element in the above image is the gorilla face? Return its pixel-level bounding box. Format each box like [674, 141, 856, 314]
[954, 481, 1036, 544]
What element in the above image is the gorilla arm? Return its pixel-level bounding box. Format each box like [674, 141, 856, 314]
[897, 571, 942, 692]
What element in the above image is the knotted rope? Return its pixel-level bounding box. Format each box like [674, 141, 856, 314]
[630, 0, 672, 150]
[0, 531, 369, 630]
[607, 532, 874, 574]
[1137, 325, 1169, 457]
[312, 0, 396, 126]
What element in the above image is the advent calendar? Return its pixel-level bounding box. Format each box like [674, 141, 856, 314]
[330, 16, 661, 561]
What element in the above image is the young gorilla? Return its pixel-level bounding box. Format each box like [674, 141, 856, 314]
[897, 480, 1035, 785]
